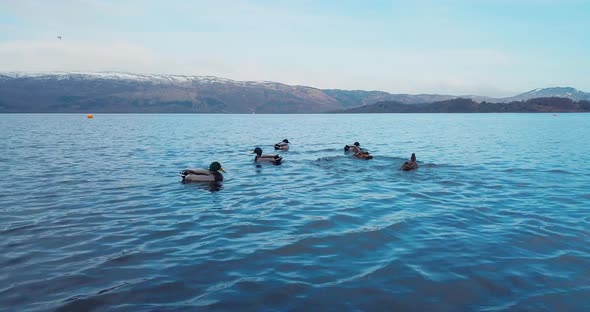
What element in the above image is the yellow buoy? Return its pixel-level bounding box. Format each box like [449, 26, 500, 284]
[87, 114, 94, 119]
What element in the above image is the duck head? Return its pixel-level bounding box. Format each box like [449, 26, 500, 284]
[411, 153, 416, 162]
[209, 161, 226, 173]
[252, 147, 263, 156]
[282, 139, 290, 143]
[354, 142, 360, 147]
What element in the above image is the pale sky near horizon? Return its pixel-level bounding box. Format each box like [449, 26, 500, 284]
[0, 0, 589, 96]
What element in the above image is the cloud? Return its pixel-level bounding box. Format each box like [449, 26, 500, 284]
[0, 39, 248, 76]
[0, 38, 519, 96]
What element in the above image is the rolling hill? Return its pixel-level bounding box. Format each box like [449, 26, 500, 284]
[1, 72, 588, 113]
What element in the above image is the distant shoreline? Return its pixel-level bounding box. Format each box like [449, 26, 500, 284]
[1, 111, 588, 115]
[1, 72, 589, 114]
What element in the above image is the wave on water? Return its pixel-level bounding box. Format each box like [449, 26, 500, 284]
[1, 114, 590, 311]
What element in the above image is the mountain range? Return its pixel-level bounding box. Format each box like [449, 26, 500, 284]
[0, 72, 589, 113]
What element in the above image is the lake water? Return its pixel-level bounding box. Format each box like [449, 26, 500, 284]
[1, 113, 589, 311]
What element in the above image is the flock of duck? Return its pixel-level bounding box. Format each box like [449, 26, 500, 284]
[180, 139, 419, 183]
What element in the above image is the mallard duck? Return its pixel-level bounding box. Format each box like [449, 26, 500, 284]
[274, 139, 290, 150]
[344, 142, 372, 159]
[344, 142, 361, 153]
[180, 161, 226, 182]
[354, 151, 373, 160]
[253, 147, 283, 164]
[401, 153, 418, 171]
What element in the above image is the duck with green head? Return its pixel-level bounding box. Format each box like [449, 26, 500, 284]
[274, 139, 290, 150]
[344, 142, 361, 153]
[181, 161, 226, 182]
[253, 147, 283, 164]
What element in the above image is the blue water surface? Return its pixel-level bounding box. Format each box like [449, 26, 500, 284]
[1, 113, 589, 311]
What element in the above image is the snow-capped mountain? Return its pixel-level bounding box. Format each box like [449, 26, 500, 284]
[1, 71, 268, 86]
[0, 71, 345, 113]
[0, 72, 588, 113]
[0, 71, 456, 113]
[502, 87, 590, 102]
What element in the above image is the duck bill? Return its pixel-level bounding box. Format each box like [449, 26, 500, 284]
[219, 167, 226, 173]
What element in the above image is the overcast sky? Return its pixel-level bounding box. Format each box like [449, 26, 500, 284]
[1, 0, 589, 96]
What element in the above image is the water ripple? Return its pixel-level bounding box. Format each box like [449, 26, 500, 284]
[1, 114, 589, 311]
